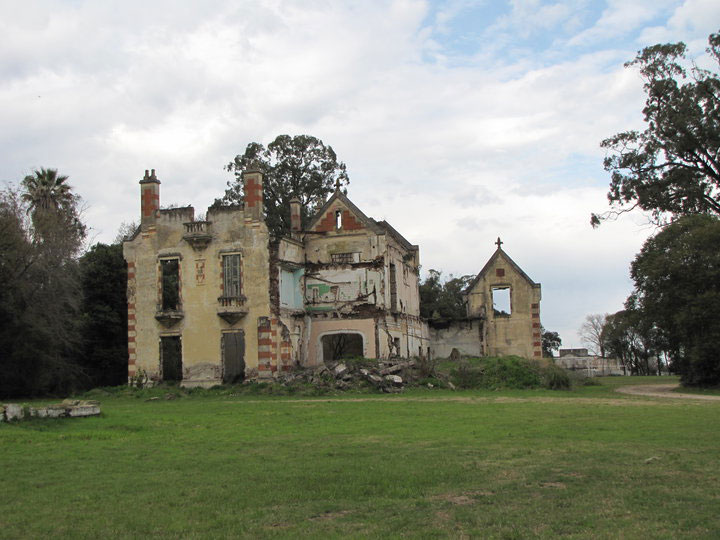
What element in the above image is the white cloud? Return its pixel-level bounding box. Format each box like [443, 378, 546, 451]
[0, 0, 715, 347]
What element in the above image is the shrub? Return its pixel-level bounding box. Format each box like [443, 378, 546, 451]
[541, 364, 571, 390]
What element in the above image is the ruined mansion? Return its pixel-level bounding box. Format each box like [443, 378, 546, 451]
[123, 168, 542, 386]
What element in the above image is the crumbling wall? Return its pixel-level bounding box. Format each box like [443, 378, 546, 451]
[428, 319, 484, 359]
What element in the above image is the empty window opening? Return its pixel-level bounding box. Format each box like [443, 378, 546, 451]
[322, 333, 363, 362]
[161, 259, 180, 310]
[389, 263, 398, 312]
[492, 287, 511, 316]
[222, 331, 245, 384]
[392, 337, 401, 357]
[160, 336, 182, 382]
[335, 210, 342, 229]
[223, 254, 242, 298]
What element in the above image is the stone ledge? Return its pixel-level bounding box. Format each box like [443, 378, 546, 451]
[1, 400, 101, 422]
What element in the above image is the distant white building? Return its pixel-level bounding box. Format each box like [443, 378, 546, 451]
[555, 348, 624, 377]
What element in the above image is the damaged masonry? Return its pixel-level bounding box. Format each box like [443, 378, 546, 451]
[123, 167, 542, 387]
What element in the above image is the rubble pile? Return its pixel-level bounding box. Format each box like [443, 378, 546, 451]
[0, 400, 101, 422]
[271, 359, 447, 393]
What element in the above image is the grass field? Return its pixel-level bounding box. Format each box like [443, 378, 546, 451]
[1, 376, 719, 538]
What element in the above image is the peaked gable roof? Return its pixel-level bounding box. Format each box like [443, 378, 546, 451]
[373, 219, 418, 252]
[306, 188, 384, 234]
[464, 247, 540, 296]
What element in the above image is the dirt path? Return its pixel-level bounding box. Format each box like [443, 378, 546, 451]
[616, 384, 720, 401]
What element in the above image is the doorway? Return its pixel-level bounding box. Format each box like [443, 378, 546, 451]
[160, 336, 182, 382]
[222, 331, 246, 383]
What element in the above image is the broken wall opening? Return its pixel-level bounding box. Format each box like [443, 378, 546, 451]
[491, 286, 511, 316]
[321, 333, 364, 362]
[161, 259, 180, 310]
[160, 336, 182, 381]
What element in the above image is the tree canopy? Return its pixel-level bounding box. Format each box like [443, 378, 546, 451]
[593, 31, 720, 226]
[216, 134, 349, 237]
[419, 270, 473, 319]
[541, 327, 562, 358]
[628, 214, 720, 385]
[0, 171, 129, 398]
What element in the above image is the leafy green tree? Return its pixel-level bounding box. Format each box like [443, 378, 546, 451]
[0, 184, 85, 398]
[603, 309, 658, 376]
[594, 31, 720, 226]
[419, 270, 473, 319]
[78, 243, 128, 388]
[629, 214, 720, 385]
[217, 135, 349, 237]
[541, 327, 562, 358]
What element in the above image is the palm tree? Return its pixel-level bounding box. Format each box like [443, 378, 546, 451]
[21, 168, 73, 215]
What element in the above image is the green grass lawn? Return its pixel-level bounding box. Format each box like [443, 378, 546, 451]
[1, 376, 718, 538]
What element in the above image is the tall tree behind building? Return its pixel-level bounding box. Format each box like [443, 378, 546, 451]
[78, 242, 128, 388]
[216, 134, 349, 237]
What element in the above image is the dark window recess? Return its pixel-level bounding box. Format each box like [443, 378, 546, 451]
[161, 336, 182, 382]
[161, 259, 180, 310]
[322, 333, 363, 362]
[222, 331, 245, 384]
[496, 268, 505, 277]
[223, 254, 242, 298]
[492, 287, 511, 316]
[331, 252, 358, 264]
[389, 263, 398, 311]
[393, 337, 401, 357]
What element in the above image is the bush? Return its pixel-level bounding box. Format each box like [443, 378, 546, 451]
[541, 364, 571, 390]
[448, 356, 571, 390]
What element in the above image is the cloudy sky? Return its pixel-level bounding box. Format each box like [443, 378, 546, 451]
[1, 0, 718, 347]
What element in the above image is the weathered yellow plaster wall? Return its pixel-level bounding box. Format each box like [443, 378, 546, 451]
[124, 204, 271, 386]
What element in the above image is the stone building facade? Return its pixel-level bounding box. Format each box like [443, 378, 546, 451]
[124, 168, 429, 386]
[124, 168, 543, 386]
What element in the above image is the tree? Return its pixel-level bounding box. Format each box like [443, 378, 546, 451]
[603, 309, 659, 376]
[419, 270, 474, 319]
[21, 168, 73, 214]
[78, 242, 128, 388]
[629, 214, 720, 385]
[217, 135, 349, 237]
[593, 31, 720, 226]
[579, 313, 608, 357]
[0, 182, 86, 398]
[541, 327, 562, 358]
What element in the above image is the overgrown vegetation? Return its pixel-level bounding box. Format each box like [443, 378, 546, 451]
[445, 356, 571, 390]
[0, 171, 128, 398]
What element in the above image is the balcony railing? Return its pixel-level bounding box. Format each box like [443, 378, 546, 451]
[217, 295, 248, 324]
[182, 221, 212, 250]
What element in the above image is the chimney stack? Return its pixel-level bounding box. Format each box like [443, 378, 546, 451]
[289, 197, 301, 237]
[242, 163, 264, 222]
[139, 168, 161, 229]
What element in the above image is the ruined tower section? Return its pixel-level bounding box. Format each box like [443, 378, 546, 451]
[464, 243, 542, 359]
[301, 189, 428, 365]
[123, 168, 274, 387]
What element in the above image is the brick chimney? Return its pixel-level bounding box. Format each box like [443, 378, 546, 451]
[139, 169, 160, 229]
[289, 196, 301, 237]
[242, 163, 264, 222]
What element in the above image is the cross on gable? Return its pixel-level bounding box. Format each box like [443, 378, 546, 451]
[495, 237, 503, 249]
